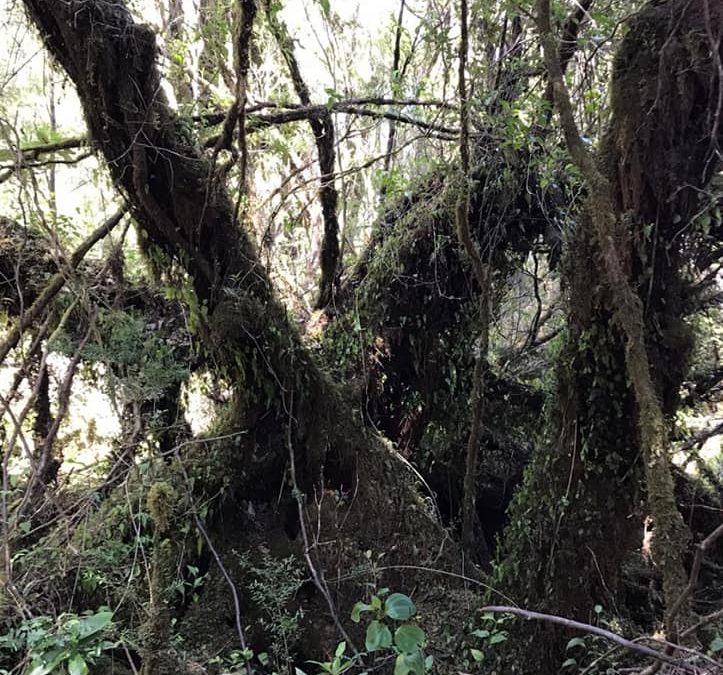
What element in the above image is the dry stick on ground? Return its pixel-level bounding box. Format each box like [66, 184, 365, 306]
[479, 606, 699, 673]
[678, 421, 723, 455]
[457, 0, 492, 562]
[536, 0, 690, 634]
[681, 607, 723, 639]
[264, 1, 341, 310]
[0, 206, 127, 367]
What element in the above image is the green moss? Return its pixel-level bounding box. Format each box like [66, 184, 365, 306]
[147, 482, 178, 534]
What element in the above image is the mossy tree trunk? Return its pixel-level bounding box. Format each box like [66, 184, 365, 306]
[21, 0, 458, 660]
[498, 0, 722, 669]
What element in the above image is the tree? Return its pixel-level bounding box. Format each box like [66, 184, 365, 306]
[1, 0, 721, 673]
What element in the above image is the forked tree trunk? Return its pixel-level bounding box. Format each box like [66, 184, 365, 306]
[21, 0, 457, 663]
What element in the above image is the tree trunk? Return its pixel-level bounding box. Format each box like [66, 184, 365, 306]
[21, 0, 459, 661]
[498, 0, 722, 669]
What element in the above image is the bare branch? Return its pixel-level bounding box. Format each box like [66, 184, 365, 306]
[0, 207, 127, 367]
[479, 606, 698, 672]
[263, 1, 340, 309]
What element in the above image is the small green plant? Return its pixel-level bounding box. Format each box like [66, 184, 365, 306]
[469, 611, 510, 666]
[169, 564, 207, 604]
[0, 610, 116, 675]
[208, 647, 272, 675]
[236, 548, 305, 671]
[304, 641, 354, 675]
[351, 590, 432, 675]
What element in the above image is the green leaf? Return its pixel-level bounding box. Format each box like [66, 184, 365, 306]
[472, 629, 490, 639]
[351, 602, 371, 623]
[317, 0, 331, 18]
[394, 624, 425, 653]
[27, 663, 54, 675]
[68, 653, 89, 675]
[385, 593, 416, 621]
[77, 611, 113, 639]
[470, 648, 484, 662]
[335, 641, 347, 658]
[27, 649, 68, 675]
[393, 650, 425, 675]
[489, 631, 508, 645]
[709, 635, 723, 653]
[365, 621, 392, 651]
[566, 637, 586, 651]
[561, 658, 577, 669]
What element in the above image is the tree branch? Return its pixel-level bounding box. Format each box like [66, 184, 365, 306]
[457, 0, 492, 562]
[479, 606, 698, 672]
[264, 1, 340, 309]
[0, 207, 127, 368]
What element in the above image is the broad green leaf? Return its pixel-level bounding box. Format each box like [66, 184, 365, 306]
[561, 658, 577, 669]
[77, 611, 113, 639]
[335, 641, 347, 658]
[566, 637, 586, 651]
[394, 624, 425, 653]
[709, 635, 723, 653]
[472, 629, 490, 638]
[470, 648, 484, 662]
[27, 663, 54, 675]
[393, 650, 425, 675]
[365, 621, 392, 651]
[68, 653, 89, 675]
[27, 649, 67, 675]
[489, 631, 508, 645]
[384, 593, 416, 621]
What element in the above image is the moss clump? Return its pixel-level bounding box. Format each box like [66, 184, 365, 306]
[147, 482, 178, 534]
